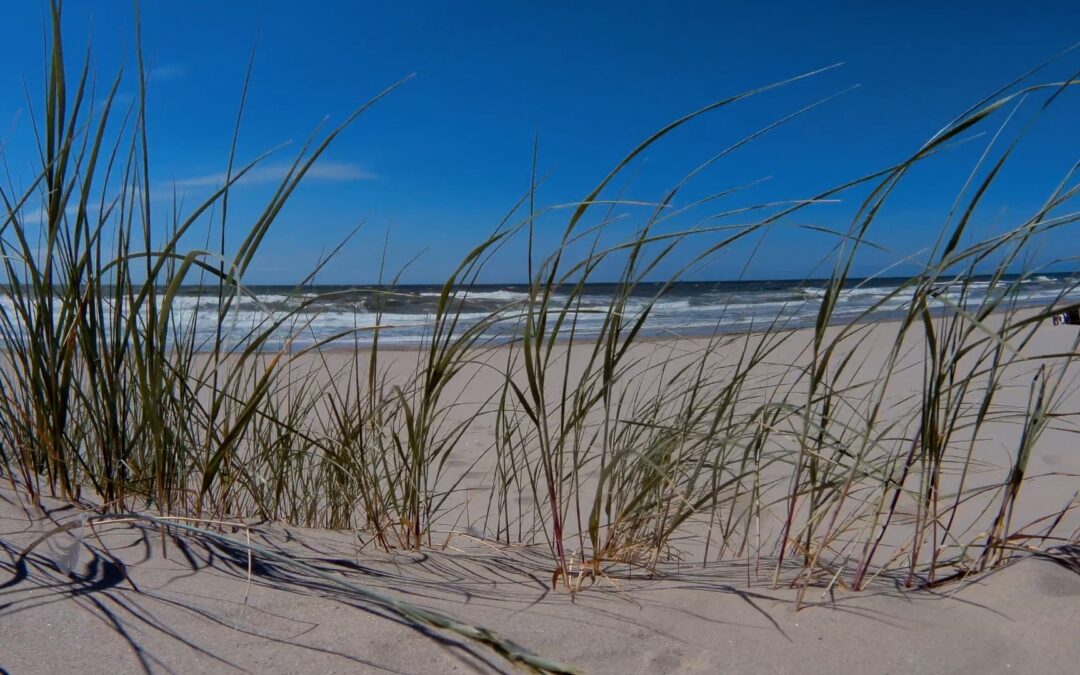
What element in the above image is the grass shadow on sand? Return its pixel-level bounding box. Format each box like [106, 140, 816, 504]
[0, 490, 547, 674]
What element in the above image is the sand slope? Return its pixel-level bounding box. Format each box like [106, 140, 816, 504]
[2, 486, 1078, 674]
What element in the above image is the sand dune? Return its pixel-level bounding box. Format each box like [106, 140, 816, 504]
[2, 484, 1078, 674]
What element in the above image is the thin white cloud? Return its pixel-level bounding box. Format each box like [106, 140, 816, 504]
[6, 161, 375, 226]
[94, 91, 135, 109]
[9, 202, 105, 227]
[8, 207, 47, 227]
[170, 161, 377, 190]
[148, 64, 189, 82]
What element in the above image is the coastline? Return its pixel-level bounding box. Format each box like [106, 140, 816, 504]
[283, 301, 1062, 357]
[3, 282, 1078, 674]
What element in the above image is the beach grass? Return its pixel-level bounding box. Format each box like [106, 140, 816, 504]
[2, 2, 1080, 667]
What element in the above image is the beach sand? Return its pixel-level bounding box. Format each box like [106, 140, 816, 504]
[2, 488, 1079, 674]
[2, 316, 1079, 673]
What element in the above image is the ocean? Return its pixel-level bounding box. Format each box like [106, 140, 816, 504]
[64, 272, 1073, 351]
[1, 274, 1076, 351]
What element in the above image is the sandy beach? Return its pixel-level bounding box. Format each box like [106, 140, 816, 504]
[2, 485, 1079, 674]
[3, 315, 1078, 674]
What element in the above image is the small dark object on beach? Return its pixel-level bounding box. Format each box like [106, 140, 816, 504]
[1052, 308, 1080, 325]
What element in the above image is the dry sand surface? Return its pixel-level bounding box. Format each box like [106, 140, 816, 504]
[2, 316, 1080, 673]
[1, 488, 1078, 674]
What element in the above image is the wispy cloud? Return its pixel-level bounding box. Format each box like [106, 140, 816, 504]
[93, 91, 135, 110]
[148, 64, 189, 83]
[169, 161, 377, 190]
[7, 161, 376, 226]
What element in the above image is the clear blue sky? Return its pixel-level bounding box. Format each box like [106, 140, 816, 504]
[1, 1, 1078, 284]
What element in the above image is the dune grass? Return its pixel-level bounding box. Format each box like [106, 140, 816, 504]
[2, 5, 1080, 666]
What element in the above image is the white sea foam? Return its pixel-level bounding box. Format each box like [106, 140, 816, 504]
[1, 276, 1077, 350]
[419, 289, 529, 302]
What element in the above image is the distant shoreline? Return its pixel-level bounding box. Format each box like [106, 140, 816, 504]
[293, 303, 1063, 356]
[7, 276, 1071, 354]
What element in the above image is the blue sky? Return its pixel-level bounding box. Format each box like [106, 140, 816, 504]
[1, 1, 1078, 284]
